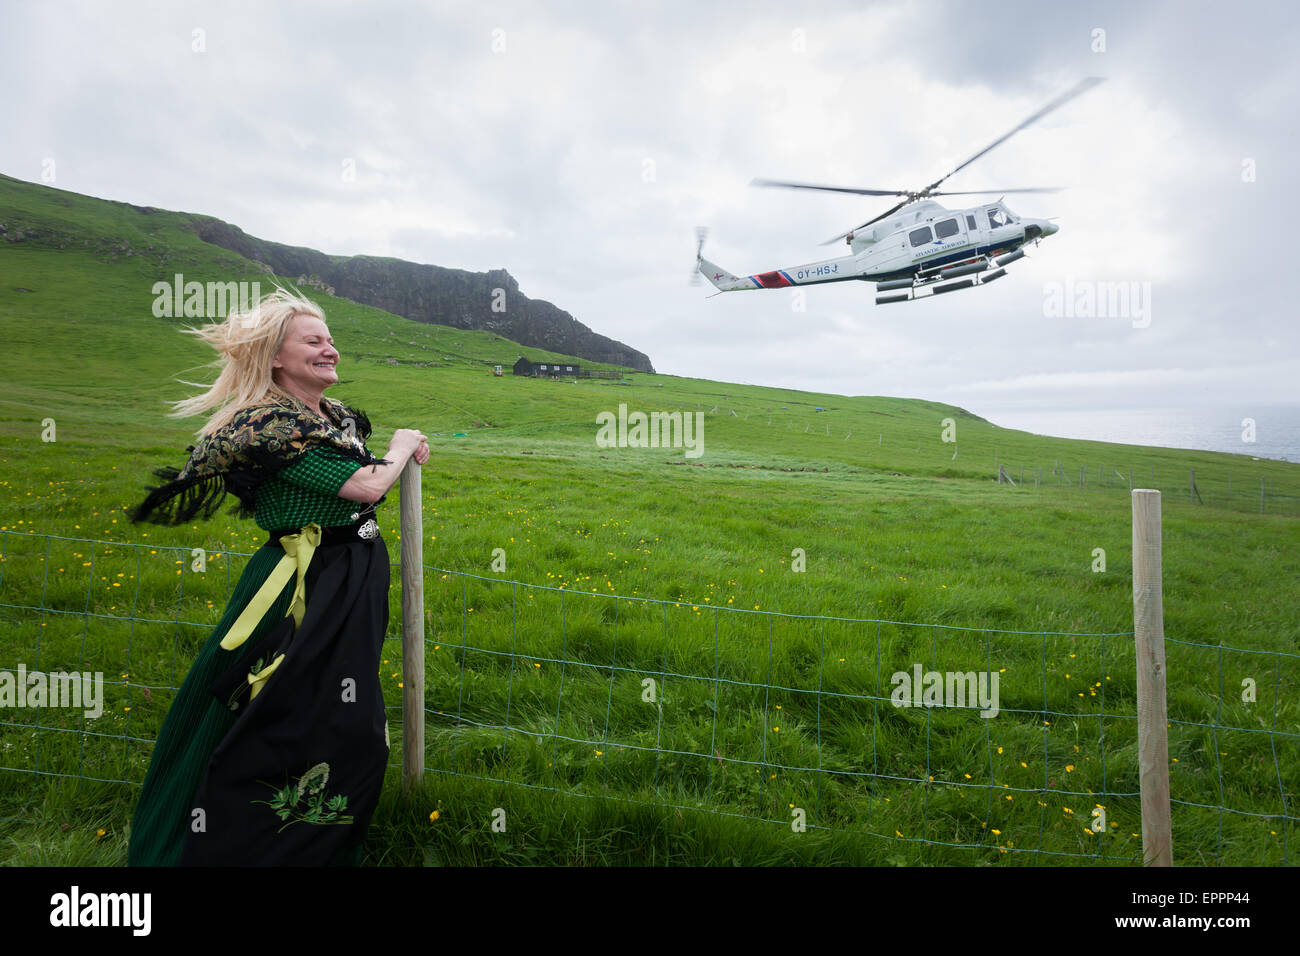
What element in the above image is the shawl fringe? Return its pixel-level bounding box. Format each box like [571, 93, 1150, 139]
[129, 398, 390, 526]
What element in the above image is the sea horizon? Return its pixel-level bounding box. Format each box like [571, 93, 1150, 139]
[973, 403, 1300, 464]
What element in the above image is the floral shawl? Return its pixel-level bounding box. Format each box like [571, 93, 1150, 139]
[129, 394, 388, 526]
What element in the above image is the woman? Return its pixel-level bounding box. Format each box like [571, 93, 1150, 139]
[127, 287, 428, 866]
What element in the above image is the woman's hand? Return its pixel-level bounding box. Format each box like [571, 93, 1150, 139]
[390, 428, 428, 464]
[338, 428, 428, 502]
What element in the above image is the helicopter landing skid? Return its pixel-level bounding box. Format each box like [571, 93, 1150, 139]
[875, 254, 1015, 304]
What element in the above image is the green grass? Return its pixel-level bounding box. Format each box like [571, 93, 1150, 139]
[1, 174, 1298, 866]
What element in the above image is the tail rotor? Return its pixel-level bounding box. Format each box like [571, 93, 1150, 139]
[690, 226, 709, 285]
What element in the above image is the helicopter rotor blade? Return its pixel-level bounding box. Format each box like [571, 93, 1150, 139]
[751, 178, 913, 198]
[920, 76, 1103, 195]
[927, 187, 1062, 196]
[764, 78, 1102, 247]
[820, 199, 913, 246]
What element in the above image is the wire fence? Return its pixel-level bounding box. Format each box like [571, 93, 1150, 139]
[994, 459, 1300, 517]
[701, 408, 1300, 517]
[0, 506, 1296, 863]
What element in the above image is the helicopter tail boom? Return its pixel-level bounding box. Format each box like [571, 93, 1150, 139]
[697, 257, 760, 292]
[699, 254, 874, 292]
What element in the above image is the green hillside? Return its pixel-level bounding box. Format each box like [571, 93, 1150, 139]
[0, 171, 653, 371]
[1, 176, 1297, 867]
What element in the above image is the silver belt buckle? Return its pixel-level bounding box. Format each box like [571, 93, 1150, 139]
[357, 518, 379, 540]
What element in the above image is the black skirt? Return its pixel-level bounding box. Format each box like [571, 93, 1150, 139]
[178, 531, 390, 866]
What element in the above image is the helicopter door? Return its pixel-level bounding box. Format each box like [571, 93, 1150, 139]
[934, 216, 968, 253]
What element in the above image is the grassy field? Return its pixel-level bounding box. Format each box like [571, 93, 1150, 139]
[1, 179, 1298, 866]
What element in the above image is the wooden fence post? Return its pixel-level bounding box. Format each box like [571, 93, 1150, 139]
[1132, 489, 1172, 866]
[400, 459, 426, 794]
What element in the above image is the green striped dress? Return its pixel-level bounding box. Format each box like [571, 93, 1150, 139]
[128, 447, 373, 866]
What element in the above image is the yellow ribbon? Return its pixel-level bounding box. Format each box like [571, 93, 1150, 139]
[247, 653, 286, 700]
[220, 523, 321, 652]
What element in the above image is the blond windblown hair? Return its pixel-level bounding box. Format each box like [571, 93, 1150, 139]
[168, 286, 328, 438]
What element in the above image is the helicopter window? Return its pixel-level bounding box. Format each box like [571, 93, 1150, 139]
[966, 214, 977, 231]
[909, 226, 933, 247]
[935, 219, 959, 240]
[987, 208, 1007, 229]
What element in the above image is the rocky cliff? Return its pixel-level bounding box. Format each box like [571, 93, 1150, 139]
[186, 216, 655, 372]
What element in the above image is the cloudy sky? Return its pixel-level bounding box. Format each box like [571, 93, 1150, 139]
[4, 0, 1297, 448]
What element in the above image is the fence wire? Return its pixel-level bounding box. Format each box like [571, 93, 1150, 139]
[0, 530, 1295, 863]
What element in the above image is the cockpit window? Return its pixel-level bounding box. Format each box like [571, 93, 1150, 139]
[987, 208, 1007, 229]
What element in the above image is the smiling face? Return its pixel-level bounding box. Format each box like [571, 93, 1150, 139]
[271, 314, 339, 401]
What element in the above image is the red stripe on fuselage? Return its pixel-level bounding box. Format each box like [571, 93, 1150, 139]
[751, 270, 792, 288]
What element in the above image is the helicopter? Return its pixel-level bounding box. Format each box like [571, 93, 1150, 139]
[695, 77, 1102, 305]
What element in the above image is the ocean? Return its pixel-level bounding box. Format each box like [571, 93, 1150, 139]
[976, 404, 1300, 464]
